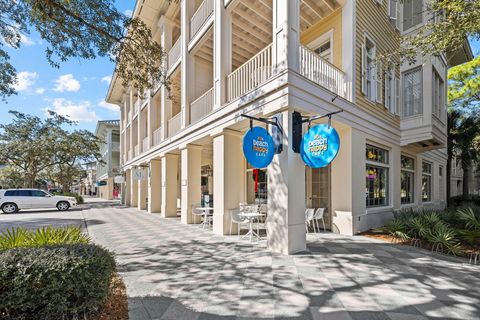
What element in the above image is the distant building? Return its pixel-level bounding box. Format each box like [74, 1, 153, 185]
[95, 120, 120, 200]
[80, 161, 97, 196]
[450, 156, 480, 197]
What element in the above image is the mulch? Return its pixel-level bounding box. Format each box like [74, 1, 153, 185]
[91, 273, 129, 320]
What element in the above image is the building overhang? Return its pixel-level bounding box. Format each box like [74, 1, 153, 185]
[447, 38, 474, 67]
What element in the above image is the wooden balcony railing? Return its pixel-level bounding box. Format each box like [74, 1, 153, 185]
[190, 0, 213, 39]
[168, 37, 181, 70]
[299, 45, 350, 100]
[227, 44, 273, 102]
[168, 112, 182, 137]
[153, 126, 163, 146]
[190, 87, 214, 124]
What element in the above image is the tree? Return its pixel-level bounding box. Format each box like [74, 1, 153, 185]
[0, 166, 24, 188]
[400, 0, 480, 63]
[448, 56, 480, 109]
[0, 111, 102, 187]
[0, 0, 167, 100]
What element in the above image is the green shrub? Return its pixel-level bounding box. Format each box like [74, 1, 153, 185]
[377, 218, 410, 241]
[53, 191, 84, 204]
[0, 226, 90, 250]
[426, 222, 461, 255]
[0, 244, 116, 320]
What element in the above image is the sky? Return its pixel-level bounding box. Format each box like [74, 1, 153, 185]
[0, 4, 479, 133]
[0, 1, 136, 132]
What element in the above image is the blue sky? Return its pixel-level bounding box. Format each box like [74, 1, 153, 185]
[0, 1, 135, 132]
[0, 5, 479, 132]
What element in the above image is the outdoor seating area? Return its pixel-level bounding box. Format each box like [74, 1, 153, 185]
[305, 208, 327, 233]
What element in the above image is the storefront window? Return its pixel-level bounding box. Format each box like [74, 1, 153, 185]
[401, 155, 415, 204]
[246, 168, 267, 205]
[366, 145, 389, 207]
[422, 161, 432, 202]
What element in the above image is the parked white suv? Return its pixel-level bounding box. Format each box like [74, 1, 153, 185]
[0, 189, 77, 213]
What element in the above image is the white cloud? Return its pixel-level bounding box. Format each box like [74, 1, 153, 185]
[20, 34, 35, 46]
[53, 74, 80, 92]
[101, 75, 112, 84]
[46, 98, 99, 123]
[13, 71, 38, 92]
[98, 100, 119, 113]
[35, 88, 45, 95]
[123, 9, 133, 17]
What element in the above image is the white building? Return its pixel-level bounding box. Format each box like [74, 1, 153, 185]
[95, 120, 121, 200]
[106, 0, 472, 254]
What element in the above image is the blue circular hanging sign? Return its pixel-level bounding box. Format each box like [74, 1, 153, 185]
[301, 124, 340, 168]
[243, 126, 275, 168]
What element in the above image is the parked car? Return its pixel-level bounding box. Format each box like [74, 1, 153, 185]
[0, 189, 77, 213]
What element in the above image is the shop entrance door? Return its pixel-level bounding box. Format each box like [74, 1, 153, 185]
[246, 168, 267, 205]
[305, 166, 331, 230]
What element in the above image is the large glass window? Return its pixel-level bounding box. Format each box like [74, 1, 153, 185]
[403, 68, 423, 117]
[422, 161, 432, 202]
[366, 145, 389, 207]
[403, 0, 423, 30]
[401, 155, 415, 204]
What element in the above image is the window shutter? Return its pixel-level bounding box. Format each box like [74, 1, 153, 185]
[376, 61, 382, 103]
[361, 44, 367, 95]
[395, 76, 400, 115]
[385, 71, 390, 110]
[396, 0, 401, 30]
[389, 0, 397, 21]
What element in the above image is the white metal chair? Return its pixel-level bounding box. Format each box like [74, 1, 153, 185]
[230, 208, 250, 238]
[305, 208, 316, 233]
[313, 208, 326, 232]
[191, 204, 204, 225]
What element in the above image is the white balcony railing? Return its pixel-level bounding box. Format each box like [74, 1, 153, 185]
[168, 37, 181, 69]
[142, 137, 149, 152]
[299, 45, 350, 100]
[190, 0, 214, 39]
[227, 44, 273, 102]
[134, 144, 139, 157]
[190, 87, 214, 124]
[168, 113, 182, 137]
[153, 126, 163, 146]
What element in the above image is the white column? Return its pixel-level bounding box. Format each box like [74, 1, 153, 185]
[159, 17, 174, 140]
[180, 145, 202, 224]
[181, 0, 195, 127]
[267, 110, 305, 254]
[148, 159, 162, 213]
[129, 90, 134, 159]
[272, 0, 300, 73]
[213, 0, 231, 108]
[213, 131, 246, 235]
[161, 154, 179, 217]
[125, 169, 131, 206]
[138, 173, 148, 210]
[130, 169, 138, 207]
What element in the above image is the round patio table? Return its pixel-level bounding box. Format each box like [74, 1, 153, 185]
[238, 212, 265, 242]
[195, 207, 213, 229]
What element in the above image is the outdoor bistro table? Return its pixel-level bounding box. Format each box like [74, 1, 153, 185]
[238, 212, 265, 241]
[195, 207, 213, 229]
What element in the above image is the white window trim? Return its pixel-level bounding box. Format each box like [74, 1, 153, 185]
[366, 143, 391, 209]
[307, 29, 334, 63]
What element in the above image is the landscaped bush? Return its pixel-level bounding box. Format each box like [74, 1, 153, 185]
[0, 244, 116, 320]
[54, 191, 84, 204]
[376, 207, 480, 256]
[450, 195, 480, 207]
[0, 226, 90, 249]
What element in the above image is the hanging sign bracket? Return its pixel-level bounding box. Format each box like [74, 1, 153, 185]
[240, 114, 283, 135]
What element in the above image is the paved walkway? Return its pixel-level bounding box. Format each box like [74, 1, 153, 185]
[1, 202, 479, 319]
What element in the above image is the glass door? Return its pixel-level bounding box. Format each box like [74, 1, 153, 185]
[246, 168, 267, 205]
[305, 166, 331, 229]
